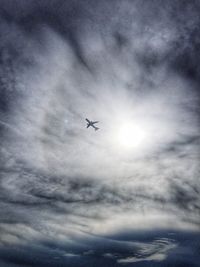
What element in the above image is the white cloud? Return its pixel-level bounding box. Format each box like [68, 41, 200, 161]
[0, 0, 199, 252]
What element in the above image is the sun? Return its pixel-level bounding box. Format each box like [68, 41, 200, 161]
[116, 122, 146, 150]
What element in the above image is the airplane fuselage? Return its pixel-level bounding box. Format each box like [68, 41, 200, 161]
[86, 118, 99, 131]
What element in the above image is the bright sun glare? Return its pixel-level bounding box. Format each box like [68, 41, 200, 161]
[116, 122, 146, 150]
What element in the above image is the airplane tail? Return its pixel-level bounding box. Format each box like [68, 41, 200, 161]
[95, 127, 99, 131]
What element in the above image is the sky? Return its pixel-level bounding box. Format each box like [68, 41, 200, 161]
[0, 0, 200, 266]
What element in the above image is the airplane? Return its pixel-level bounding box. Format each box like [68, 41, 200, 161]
[85, 118, 99, 131]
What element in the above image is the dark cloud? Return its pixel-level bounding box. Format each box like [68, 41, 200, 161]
[0, 230, 200, 267]
[0, 0, 200, 266]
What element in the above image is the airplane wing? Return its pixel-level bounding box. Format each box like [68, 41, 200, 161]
[86, 124, 90, 128]
[85, 118, 90, 123]
[92, 121, 99, 124]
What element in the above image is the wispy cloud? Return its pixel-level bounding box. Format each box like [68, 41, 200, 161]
[0, 0, 200, 266]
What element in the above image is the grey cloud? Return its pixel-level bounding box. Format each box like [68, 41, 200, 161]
[0, 0, 200, 266]
[117, 238, 176, 263]
[0, 230, 200, 267]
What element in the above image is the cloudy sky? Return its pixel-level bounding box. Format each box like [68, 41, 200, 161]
[0, 0, 200, 266]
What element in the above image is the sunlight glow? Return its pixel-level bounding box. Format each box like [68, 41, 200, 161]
[116, 122, 146, 149]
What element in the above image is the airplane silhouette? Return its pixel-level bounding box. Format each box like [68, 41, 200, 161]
[85, 118, 99, 131]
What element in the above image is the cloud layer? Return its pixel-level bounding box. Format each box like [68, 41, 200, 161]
[0, 0, 200, 266]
